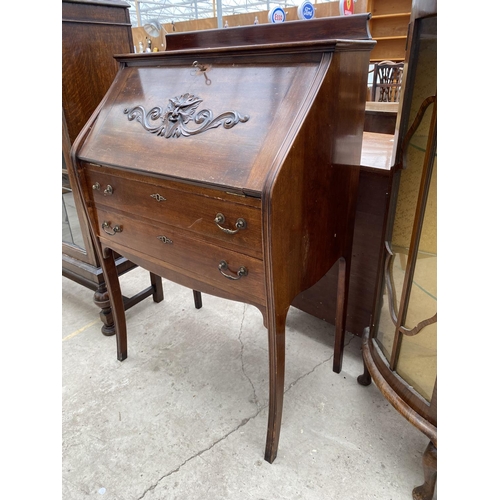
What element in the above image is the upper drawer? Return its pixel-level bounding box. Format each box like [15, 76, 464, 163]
[84, 165, 262, 259]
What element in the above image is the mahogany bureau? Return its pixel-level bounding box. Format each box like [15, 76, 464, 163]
[70, 16, 375, 463]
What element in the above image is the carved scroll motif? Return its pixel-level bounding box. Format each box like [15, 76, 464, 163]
[124, 93, 249, 139]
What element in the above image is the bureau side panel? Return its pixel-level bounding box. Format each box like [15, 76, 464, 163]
[263, 48, 372, 310]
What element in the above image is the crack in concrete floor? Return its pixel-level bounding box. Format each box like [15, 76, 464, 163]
[137, 330, 348, 499]
[238, 304, 261, 411]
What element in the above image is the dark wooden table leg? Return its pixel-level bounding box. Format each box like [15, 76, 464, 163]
[264, 307, 287, 464]
[100, 248, 128, 361]
[150, 273, 164, 303]
[193, 290, 203, 309]
[333, 257, 348, 373]
[412, 441, 437, 500]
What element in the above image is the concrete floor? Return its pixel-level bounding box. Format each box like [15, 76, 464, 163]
[62, 267, 435, 500]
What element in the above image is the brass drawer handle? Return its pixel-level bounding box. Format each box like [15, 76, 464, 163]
[92, 182, 101, 191]
[101, 221, 122, 236]
[214, 213, 247, 234]
[150, 193, 166, 202]
[157, 235, 173, 244]
[218, 260, 248, 280]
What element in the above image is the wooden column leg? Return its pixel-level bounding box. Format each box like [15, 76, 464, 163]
[93, 283, 115, 336]
[193, 290, 203, 309]
[333, 257, 348, 373]
[100, 249, 128, 361]
[412, 441, 437, 500]
[150, 273, 164, 303]
[264, 308, 287, 464]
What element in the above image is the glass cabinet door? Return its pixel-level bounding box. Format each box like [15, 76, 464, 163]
[373, 12, 437, 410]
[62, 154, 85, 250]
[62, 118, 99, 268]
[360, 5, 438, 498]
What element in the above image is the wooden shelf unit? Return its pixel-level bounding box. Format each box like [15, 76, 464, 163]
[367, 0, 412, 61]
[62, 0, 163, 334]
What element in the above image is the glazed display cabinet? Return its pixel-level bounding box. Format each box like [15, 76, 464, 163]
[357, 1, 437, 499]
[62, 0, 163, 333]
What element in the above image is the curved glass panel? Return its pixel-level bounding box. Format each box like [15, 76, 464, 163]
[397, 154, 437, 402]
[62, 154, 85, 249]
[374, 14, 437, 403]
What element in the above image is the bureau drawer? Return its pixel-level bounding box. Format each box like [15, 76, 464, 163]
[95, 207, 265, 302]
[85, 168, 262, 259]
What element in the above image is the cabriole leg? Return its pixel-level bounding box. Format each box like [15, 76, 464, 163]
[264, 308, 287, 464]
[100, 249, 128, 361]
[412, 441, 437, 500]
[357, 359, 372, 386]
[193, 290, 203, 309]
[333, 257, 348, 373]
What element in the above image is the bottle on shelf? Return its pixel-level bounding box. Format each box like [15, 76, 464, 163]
[254, 16, 259, 25]
[224, 20, 229, 28]
[138, 41, 144, 53]
[146, 38, 152, 52]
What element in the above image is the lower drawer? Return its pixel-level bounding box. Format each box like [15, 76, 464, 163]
[95, 208, 265, 302]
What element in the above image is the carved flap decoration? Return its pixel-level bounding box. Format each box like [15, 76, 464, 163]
[124, 93, 250, 139]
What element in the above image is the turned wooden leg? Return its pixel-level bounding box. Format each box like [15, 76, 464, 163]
[100, 248, 128, 361]
[412, 441, 437, 500]
[357, 359, 372, 386]
[150, 273, 164, 303]
[93, 283, 115, 336]
[193, 290, 203, 309]
[333, 257, 348, 373]
[264, 308, 287, 464]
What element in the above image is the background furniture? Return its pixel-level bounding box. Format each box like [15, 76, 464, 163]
[370, 60, 404, 102]
[292, 130, 393, 336]
[62, 0, 163, 333]
[366, 0, 412, 62]
[357, 1, 437, 499]
[69, 15, 375, 464]
[130, 1, 369, 47]
[129, 0, 410, 63]
[364, 102, 399, 134]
